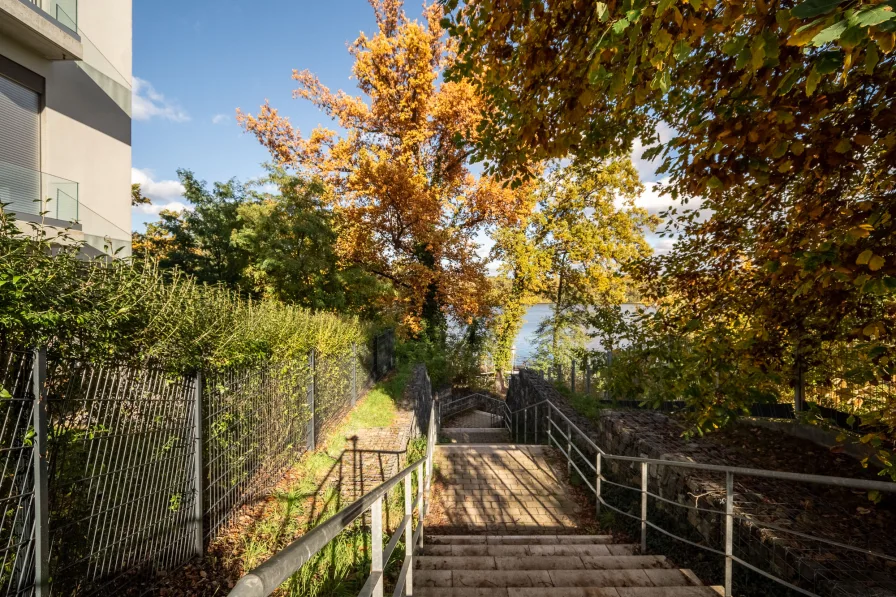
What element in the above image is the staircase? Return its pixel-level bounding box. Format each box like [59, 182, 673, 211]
[416, 534, 720, 595]
[419, 401, 722, 596]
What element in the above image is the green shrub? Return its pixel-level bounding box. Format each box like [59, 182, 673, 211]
[0, 212, 369, 371]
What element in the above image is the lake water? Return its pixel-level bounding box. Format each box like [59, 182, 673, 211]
[512, 303, 647, 363]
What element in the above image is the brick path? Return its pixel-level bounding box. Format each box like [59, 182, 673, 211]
[426, 444, 588, 534]
[338, 409, 414, 502]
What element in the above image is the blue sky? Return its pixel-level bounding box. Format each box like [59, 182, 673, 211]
[132, 0, 428, 229]
[131, 0, 674, 254]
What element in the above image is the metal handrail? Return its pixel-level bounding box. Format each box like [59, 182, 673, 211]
[228, 402, 437, 597]
[507, 396, 896, 597]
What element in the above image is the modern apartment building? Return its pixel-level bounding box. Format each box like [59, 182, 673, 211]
[0, 0, 132, 256]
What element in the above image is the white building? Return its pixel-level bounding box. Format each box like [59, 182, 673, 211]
[0, 0, 132, 256]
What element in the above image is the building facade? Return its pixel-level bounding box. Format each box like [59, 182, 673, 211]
[0, 0, 132, 256]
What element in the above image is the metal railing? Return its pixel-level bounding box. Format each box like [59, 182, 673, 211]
[228, 401, 437, 597]
[506, 398, 896, 597]
[438, 392, 510, 430]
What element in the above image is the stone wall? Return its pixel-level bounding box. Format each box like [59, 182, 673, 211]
[507, 369, 894, 597]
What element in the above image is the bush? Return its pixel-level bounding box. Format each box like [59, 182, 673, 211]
[0, 212, 369, 371]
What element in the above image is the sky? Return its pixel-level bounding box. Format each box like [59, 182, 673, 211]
[131, 0, 675, 255]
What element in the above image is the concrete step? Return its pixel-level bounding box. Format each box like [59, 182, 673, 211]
[423, 544, 620, 556]
[414, 587, 723, 596]
[417, 555, 671, 571]
[427, 535, 616, 545]
[415, 568, 701, 588]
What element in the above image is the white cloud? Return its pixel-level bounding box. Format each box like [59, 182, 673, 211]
[211, 113, 230, 125]
[631, 121, 673, 183]
[133, 77, 190, 122]
[131, 168, 191, 214]
[134, 201, 192, 215]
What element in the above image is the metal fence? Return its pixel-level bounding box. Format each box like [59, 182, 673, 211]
[0, 332, 392, 596]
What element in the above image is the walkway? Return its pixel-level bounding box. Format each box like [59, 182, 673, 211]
[417, 403, 722, 595]
[427, 444, 583, 534]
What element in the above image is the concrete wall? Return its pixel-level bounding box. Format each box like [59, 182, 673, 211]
[0, 0, 132, 245]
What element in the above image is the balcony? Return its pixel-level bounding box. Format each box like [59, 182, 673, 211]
[0, 0, 83, 60]
[0, 159, 79, 226]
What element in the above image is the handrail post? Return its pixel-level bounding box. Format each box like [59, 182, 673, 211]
[640, 461, 648, 553]
[524, 407, 528, 444]
[404, 473, 414, 595]
[567, 422, 572, 479]
[595, 452, 602, 516]
[371, 496, 384, 597]
[725, 471, 734, 597]
[534, 404, 539, 444]
[547, 406, 552, 447]
[32, 348, 50, 597]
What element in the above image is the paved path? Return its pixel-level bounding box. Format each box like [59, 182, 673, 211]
[426, 444, 587, 534]
[338, 409, 414, 502]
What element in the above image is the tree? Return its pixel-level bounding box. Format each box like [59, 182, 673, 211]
[491, 159, 657, 369]
[131, 183, 151, 207]
[132, 169, 250, 290]
[233, 170, 386, 315]
[445, 0, 896, 452]
[238, 0, 532, 333]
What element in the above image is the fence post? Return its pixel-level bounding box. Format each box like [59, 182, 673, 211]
[584, 357, 591, 396]
[571, 361, 576, 393]
[794, 360, 806, 413]
[595, 453, 602, 516]
[307, 348, 316, 451]
[192, 371, 205, 556]
[640, 461, 648, 553]
[31, 348, 50, 597]
[371, 495, 384, 597]
[605, 351, 613, 401]
[725, 472, 734, 597]
[351, 343, 358, 406]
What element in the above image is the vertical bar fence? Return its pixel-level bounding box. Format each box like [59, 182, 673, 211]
[0, 329, 394, 596]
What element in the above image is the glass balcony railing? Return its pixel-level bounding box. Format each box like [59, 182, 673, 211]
[25, 0, 78, 32]
[0, 160, 79, 223]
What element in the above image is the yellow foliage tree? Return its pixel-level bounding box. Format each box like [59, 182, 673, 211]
[238, 0, 531, 332]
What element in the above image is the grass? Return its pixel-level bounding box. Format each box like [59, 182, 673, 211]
[213, 363, 418, 596]
[552, 381, 605, 420]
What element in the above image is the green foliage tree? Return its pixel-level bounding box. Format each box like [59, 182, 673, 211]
[133, 169, 250, 290]
[491, 159, 657, 369]
[233, 170, 387, 315]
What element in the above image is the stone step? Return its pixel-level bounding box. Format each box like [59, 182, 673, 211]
[427, 535, 616, 545]
[416, 555, 671, 571]
[414, 568, 701, 589]
[414, 587, 723, 596]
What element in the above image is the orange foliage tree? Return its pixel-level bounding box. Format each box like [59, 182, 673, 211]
[238, 0, 531, 332]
